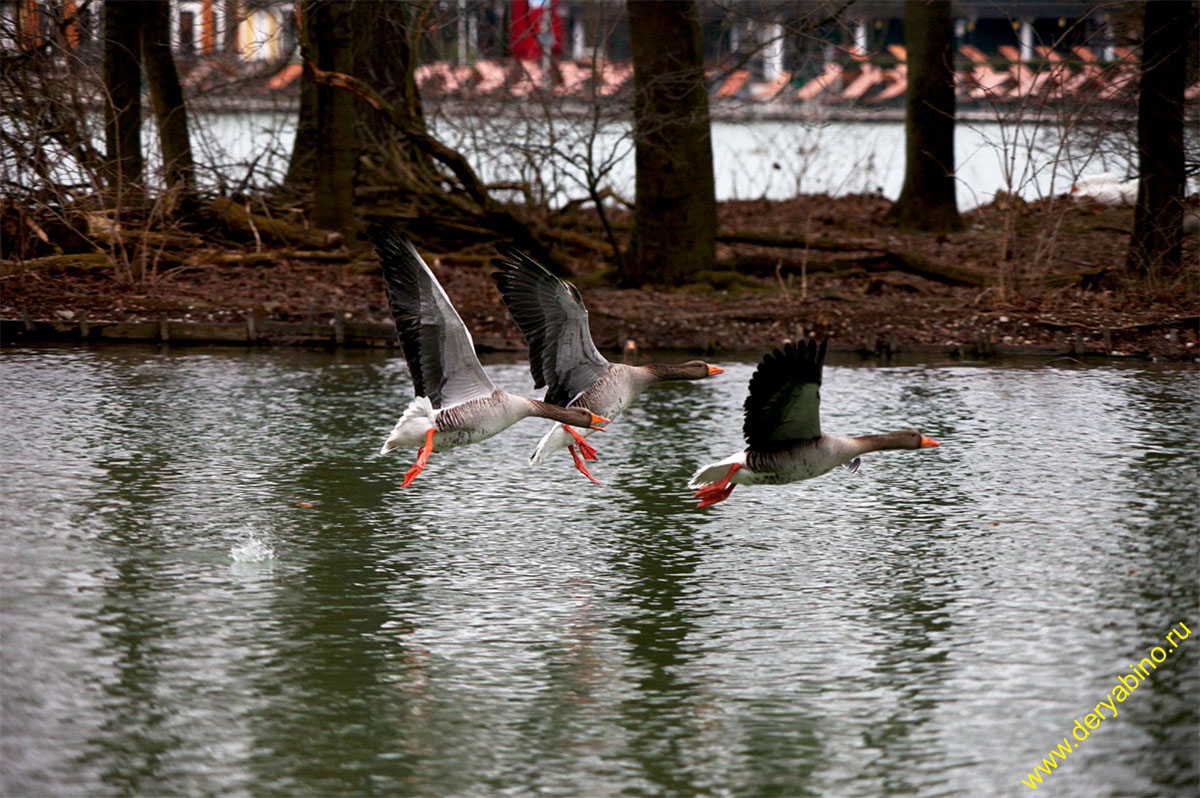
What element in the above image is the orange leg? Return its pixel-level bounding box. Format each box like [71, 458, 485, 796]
[568, 444, 601, 485]
[401, 428, 435, 487]
[694, 463, 741, 508]
[564, 424, 597, 460]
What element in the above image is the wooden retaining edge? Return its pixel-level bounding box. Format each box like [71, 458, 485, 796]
[1, 318, 1194, 360]
[0, 317, 529, 350]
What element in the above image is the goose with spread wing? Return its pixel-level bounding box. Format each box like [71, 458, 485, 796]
[688, 339, 939, 507]
[491, 244, 723, 484]
[371, 228, 609, 487]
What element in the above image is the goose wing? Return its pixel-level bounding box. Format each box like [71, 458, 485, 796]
[742, 339, 826, 449]
[491, 244, 611, 407]
[371, 227, 495, 409]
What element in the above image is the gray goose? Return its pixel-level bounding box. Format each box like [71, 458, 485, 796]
[688, 339, 939, 507]
[370, 228, 608, 487]
[491, 244, 723, 484]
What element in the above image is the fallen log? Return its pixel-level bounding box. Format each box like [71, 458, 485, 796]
[189, 251, 277, 267]
[876, 250, 991, 288]
[278, 249, 352, 262]
[541, 226, 614, 254]
[723, 250, 992, 288]
[722, 254, 845, 276]
[208, 197, 343, 249]
[182, 248, 353, 267]
[1041, 265, 1108, 288]
[81, 212, 206, 250]
[1, 252, 114, 273]
[716, 229, 882, 252]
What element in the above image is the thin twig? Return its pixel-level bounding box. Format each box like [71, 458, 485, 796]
[801, 211, 813, 301]
[245, 200, 263, 252]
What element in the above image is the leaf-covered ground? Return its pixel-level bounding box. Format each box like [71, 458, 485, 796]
[3, 194, 1196, 360]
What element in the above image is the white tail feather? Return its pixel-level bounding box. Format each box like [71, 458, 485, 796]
[687, 451, 746, 489]
[529, 423, 573, 464]
[380, 396, 436, 454]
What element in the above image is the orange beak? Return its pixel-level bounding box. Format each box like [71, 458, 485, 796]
[588, 413, 610, 431]
[707, 365, 724, 376]
[920, 436, 940, 448]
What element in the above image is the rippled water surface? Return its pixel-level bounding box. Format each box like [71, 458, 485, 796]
[2, 345, 1196, 797]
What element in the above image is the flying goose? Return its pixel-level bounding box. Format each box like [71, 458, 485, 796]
[491, 244, 723, 483]
[371, 228, 609, 487]
[688, 339, 939, 507]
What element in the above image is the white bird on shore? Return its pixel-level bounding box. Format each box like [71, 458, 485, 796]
[1071, 173, 1137, 206]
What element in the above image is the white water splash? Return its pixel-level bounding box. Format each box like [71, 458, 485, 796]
[230, 532, 275, 563]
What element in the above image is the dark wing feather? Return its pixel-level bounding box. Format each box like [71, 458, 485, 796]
[370, 226, 495, 409]
[742, 339, 827, 449]
[490, 243, 611, 406]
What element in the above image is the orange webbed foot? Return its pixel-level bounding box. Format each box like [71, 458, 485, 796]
[693, 463, 741, 508]
[401, 428, 435, 487]
[695, 484, 736, 507]
[564, 425, 598, 461]
[569, 444, 601, 485]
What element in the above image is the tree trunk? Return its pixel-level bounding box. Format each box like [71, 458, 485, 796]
[289, 2, 432, 191]
[138, 0, 195, 197]
[624, 0, 716, 287]
[1126, 0, 1196, 276]
[309, 1, 356, 239]
[286, 2, 320, 188]
[294, 0, 566, 269]
[102, 0, 143, 200]
[885, 0, 962, 232]
[348, 1, 433, 181]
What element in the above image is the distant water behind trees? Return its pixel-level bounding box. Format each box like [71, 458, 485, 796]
[200, 109, 1138, 210]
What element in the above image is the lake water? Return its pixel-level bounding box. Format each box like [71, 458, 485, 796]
[1, 345, 1197, 797]
[6, 106, 1147, 210]
[199, 109, 1139, 210]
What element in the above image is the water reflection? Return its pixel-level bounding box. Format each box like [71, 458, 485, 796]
[246, 535, 428, 796]
[608, 469, 710, 796]
[1, 346, 1196, 798]
[849, 367, 969, 795]
[854, 532, 958, 796]
[1111, 370, 1199, 796]
[84, 557, 179, 795]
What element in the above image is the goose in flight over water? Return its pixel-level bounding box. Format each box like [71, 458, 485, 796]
[370, 228, 609, 487]
[688, 339, 939, 507]
[491, 244, 723, 484]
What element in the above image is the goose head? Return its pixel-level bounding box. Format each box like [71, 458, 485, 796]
[648, 361, 725, 381]
[562, 407, 610, 431]
[896, 429, 941, 449]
